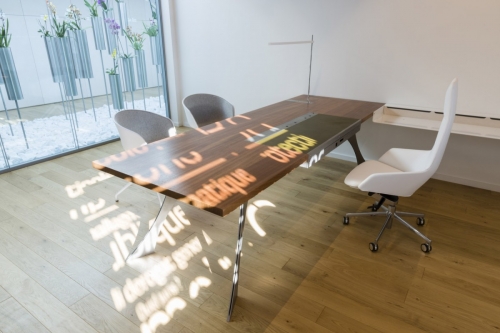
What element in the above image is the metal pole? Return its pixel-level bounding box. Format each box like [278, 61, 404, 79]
[131, 90, 135, 109]
[0, 133, 10, 169]
[307, 35, 314, 104]
[157, 0, 170, 117]
[142, 87, 146, 110]
[0, 89, 13, 135]
[87, 78, 97, 121]
[78, 79, 88, 113]
[99, 50, 112, 117]
[58, 83, 69, 120]
[70, 95, 79, 128]
[64, 94, 79, 149]
[156, 65, 161, 108]
[13, 100, 28, 149]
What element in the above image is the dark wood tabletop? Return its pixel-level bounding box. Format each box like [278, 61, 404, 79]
[93, 95, 384, 216]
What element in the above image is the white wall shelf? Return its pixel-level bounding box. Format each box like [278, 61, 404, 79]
[373, 106, 500, 140]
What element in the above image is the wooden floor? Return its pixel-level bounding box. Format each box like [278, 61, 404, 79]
[0, 139, 499, 333]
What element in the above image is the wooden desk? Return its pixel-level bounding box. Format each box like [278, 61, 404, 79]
[92, 94, 384, 320]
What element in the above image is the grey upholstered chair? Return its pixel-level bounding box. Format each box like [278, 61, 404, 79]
[113, 109, 176, 202]
[182, 93, 235, 128]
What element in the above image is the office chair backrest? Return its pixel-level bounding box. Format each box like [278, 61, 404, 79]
[428, 78, 458, 173]
[114, 109, 176, 150]
[182, 93, 235, 128]
[359, 79, 457, 197]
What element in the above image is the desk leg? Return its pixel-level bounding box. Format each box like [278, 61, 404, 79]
[127, 195, 175, 261]
[227, 202, 248, 322]
[348, 135, 365, 165]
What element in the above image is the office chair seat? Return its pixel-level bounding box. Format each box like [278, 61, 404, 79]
[345, 160, 402, 188]
[343, 78, 458, 253]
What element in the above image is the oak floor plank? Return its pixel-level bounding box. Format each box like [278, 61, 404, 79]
[316, 306, 384, 333]
[0, 226, 90, 307]
[0, 172, 42, 193]
[0, 216, 142, 325]
[0, 201, 115, 273]
[69, 294, 139, 333]
[0, 286, 10, 303]
[0, 297, 50, 333]
[0, 178, 46, 209]
[0, 253, 98, 333]
[405, 277, 500, 332]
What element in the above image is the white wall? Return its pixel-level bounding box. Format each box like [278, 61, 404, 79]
[166, 0, 500, 192]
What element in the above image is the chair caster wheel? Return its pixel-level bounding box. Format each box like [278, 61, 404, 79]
[369, 242, 378, 252]
[416, 217, 425, 226]
[343, 216, 350, 225]
[421, 243, 432, 253]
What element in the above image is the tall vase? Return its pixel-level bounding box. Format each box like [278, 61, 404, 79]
[121, 57, 136, 92]
[71, 30, 93, 79]
[54, 37, 78, 97]
[91, 16, 106, 51]
[135, 49, 148, 88]
[44, 37, 63, 83]
[150, 34, 162, 66]
[0, 47, 23, 100]
[116, 0, 129, 36]
[109, 74, 124, 109]
[0, 46, 29, 148]
[103, 9, 117, 55]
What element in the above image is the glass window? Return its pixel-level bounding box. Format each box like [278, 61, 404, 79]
[0, 0, 168, 172]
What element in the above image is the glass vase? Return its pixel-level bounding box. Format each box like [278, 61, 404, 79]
[71, 30, 93, 79]
[109, 74, 124, 110]
[0, 47, 24, 100]
[150, 34, 162, 66]
[44, 37, 63, 83]
[54, 37, 78, 97]
[116, 0, 128, 36]
[135, 49, 148, 88]
[91, 16, 106, 51]
[121, 57, 136, 92]
[103, 9, 117, 55]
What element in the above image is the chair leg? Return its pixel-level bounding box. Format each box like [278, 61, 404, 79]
[115, 183, 132, 202]
[393, 214, 432, 246]
[346, 211, 388, 218]
[345, 202, 432, 252]
[395, 211, 425, 218]
[369, 212, 393, 252]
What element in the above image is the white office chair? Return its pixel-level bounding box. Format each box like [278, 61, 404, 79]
[182, 93, 235, 128]
[343, 79, 458, 253]
[113, 109, 177, 203]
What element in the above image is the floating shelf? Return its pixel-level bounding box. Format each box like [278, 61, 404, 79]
[373, 106, 500, 140]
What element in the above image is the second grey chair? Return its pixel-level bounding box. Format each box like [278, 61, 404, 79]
[182, 93, 235, 128]
[113, 109, 176, 202]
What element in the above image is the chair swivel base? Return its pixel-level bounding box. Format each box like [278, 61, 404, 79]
[343, 202, 432, 253]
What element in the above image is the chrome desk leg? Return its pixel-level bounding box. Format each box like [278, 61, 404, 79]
[348, 135, 365, 165]
[127, 195, 175, 261]
[227, 202, 248, 322]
